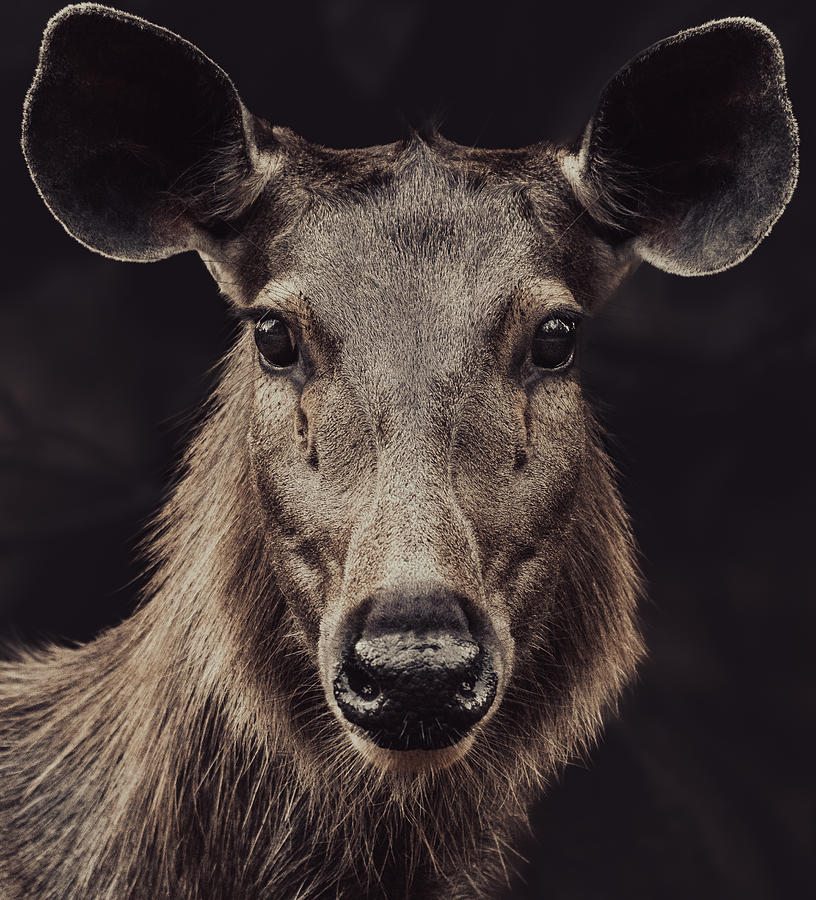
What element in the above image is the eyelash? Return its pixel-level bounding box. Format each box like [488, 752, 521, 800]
[230, 306, 276, 325]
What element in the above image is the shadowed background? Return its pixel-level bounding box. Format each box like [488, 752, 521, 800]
[1, 1, 813, 897]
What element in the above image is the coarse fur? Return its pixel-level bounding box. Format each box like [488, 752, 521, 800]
[0, 6, 798, 899]
[0, 350, 639, 899]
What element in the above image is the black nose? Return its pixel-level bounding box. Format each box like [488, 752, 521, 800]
[333, 589, 498, 750]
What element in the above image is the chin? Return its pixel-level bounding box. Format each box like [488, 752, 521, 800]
[348, 731, 476, 775]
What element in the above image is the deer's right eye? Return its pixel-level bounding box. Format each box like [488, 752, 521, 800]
[255, 317, 298, 369]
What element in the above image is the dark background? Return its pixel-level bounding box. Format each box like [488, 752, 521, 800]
[1, 1, 813, 897]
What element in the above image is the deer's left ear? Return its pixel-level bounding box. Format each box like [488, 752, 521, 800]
[563, 18, 799, 276]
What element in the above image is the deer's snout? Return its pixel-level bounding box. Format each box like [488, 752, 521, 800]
[333, 589, 498, 750]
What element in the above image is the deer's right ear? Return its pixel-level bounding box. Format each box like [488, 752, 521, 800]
[563, 18, 798, 276]
[22, 4, 271, 261]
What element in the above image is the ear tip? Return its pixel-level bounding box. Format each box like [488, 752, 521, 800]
[39, 4, 188, 56]
[674, 18, 793, 89]
[40, 5, 139, 51]
[701, 16, 800, 154]
[44, 4, 144, 28]
[696, 16, 781, 42]
[640, 17, 790, 72]
[33, 4, 240, 100]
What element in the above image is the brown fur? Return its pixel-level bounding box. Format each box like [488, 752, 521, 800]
[0, 346, 641, 898]
[1, 7, 797, 899]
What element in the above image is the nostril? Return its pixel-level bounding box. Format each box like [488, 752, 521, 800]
[344, 659, 381, 702]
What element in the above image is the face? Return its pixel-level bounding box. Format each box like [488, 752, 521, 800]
[22, 3, 796, 787]
[218, 140, 615, 772]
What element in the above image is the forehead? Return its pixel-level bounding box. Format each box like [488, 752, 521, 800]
[248, 138, 588, 335]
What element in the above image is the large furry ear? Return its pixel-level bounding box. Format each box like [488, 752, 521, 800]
[563, 18, 799, 276]
[22, 4, 270, 261]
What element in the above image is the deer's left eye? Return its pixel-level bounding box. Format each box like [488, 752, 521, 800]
[531, 316, 577, 371]
[255, 317, 298, 369]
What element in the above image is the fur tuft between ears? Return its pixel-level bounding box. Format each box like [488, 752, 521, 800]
[563, 17, 799, 276]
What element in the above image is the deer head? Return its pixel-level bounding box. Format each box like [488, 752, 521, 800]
[22, 5, 797, 774]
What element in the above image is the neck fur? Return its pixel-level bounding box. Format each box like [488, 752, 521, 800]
[1, 351, 642, 899]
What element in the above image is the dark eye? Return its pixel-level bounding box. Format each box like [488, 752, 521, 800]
[254, 316, 298, 369]
[531, 316, 577, 371]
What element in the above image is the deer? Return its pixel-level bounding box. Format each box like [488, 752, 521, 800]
[0, 5, 798, 899]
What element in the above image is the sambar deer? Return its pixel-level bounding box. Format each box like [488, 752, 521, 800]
[0, 5, 798, 898]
